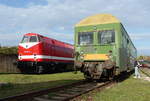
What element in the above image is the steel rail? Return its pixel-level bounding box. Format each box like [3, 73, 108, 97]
[0, 71, 131, 101]
[63, 81, 115, 101]
[0, 80, 86, 101]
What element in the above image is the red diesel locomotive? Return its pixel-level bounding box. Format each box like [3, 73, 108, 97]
[17, 33, 74, 73]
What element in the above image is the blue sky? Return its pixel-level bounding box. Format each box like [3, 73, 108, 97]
[0, 0, 150, 56]
[0, 0, 48, 7]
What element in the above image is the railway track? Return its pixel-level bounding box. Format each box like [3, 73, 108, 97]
[0, 80, 115, 101]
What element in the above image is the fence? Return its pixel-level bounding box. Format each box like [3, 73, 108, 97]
[0, 54, 20, 73]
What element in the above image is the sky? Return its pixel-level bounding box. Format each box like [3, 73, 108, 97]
[0, 0, 149, 56]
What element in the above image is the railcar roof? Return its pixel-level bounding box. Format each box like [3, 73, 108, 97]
[75, 14, 120, 27]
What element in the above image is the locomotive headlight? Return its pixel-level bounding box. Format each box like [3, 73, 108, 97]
[19, 54, 22, 59]
[34, 54, 37, 59]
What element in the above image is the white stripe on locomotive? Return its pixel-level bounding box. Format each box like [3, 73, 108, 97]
[18, 55, 74, 61]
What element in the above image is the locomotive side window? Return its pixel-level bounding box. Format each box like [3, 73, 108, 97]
[78, 32, 93, 45]
[29, 36, 38, 42]
[98, 30, 115, 44]
[38, 36, 43, 42]
[21, 36, 29, 43]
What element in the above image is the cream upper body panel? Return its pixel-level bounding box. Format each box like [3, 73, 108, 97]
[75, 14, 120, 27]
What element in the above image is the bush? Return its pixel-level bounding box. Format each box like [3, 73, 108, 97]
[0, 46, 18, 55]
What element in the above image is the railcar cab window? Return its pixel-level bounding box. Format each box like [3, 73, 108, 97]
[78, 32, 93, 45]
[98, 30, 115, 44]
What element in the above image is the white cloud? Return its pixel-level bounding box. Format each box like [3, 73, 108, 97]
[130, 33, 150, 40]
[138, 47, 150, 50]
[0, 0, 149, 29]
[0, 0, 150, 55]
[137, 47, 150, 56]
[1, 0, 149, 34]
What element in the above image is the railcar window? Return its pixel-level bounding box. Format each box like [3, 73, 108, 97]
[29, 36, 38, 42]
[21, 36, 29, 43]
[78, 32, 93, 45]
[127, 39, 129, 44]
[98, 30, 115, 44]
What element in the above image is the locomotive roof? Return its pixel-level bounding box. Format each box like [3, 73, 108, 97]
[75, 14, 120, 27]
[24, 33, 73, 47]
[25, 33, 40, 36]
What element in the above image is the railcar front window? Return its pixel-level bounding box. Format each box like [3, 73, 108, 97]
[21, 36, 29, 43]
[98, 30, 115, 44]
[78, 32, 93, 45]
[29, 36, 38, 42]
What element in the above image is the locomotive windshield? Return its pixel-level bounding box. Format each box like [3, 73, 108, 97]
[98, 30, 115, 44]
[21, 35, 39, 43]
[21, 36, 29, 43]
[29, 36, 38, 42]
[78, 32, 93, 45]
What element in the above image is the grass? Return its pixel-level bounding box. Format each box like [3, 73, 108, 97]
[0, 72, 84, 98]
[79, 75, 150, 101]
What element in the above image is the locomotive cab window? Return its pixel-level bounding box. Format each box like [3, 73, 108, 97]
[38, 36, 43, 42]
[78, 32, 93, 45]
[21, 36, 29, 43]
[98, 30, 115, 44]
[29, 36, 38, 42]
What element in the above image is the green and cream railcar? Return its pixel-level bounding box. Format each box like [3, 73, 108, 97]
[74, 14, 137, 79]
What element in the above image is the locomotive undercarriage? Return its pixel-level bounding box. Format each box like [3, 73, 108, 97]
[75, 60, 115, 80]
[17, 61, 73, 74]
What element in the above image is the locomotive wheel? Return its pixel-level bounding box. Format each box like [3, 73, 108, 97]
[36, 66, 44, 74]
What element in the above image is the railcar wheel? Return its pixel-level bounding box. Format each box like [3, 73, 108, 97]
[108, 67, 116, 80]
[84, 73, 92, 81]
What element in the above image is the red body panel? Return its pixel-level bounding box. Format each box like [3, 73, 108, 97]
[18, 33, 74, 63]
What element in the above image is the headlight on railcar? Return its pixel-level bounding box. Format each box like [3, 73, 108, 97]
[108, 50, 113, 59]
[80, 51, 84, 59]
[80, 55, 84, 59]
